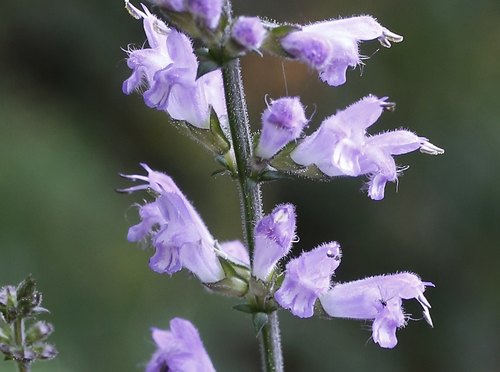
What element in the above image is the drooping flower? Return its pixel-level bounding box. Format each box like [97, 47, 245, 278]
[291, 95, 444, 200]
[280, 16, 403, 86]
[146, 317, 216, 372]
[231, 16, 267, 50]
[275, 242, 341, 318]
[319, 272, 434, 348]
[121, 164, 225, 283]
[252, 204, 296, 281]
[123, 2, 227, 129]
[256, 97, 308, 159]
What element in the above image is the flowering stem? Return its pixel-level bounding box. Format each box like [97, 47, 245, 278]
[221, 6, 283, 369]
[13, 318, 30, 372]
[222, 60, 283, 372]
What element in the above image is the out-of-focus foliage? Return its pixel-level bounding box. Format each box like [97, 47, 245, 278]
[0, 0, 499, 371]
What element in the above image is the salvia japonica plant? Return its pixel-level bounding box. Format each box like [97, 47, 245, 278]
[119, 1, 444, 370]
[0, 276, 57, 372]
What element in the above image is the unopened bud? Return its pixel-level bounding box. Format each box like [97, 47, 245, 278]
[256, 97, 308, 159]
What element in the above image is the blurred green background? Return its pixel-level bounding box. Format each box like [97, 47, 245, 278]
[1, 0, 499, 371]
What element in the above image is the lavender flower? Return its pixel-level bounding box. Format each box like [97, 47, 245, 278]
[186, 0, 223, 30]
[231, 16, 267, 50]
[319, 272, 434, 348]
[121, 164, 224, 283]
[256, 97, 308, 159]
[252, 204, 296, 281]
[146, 317, 216, 372]
[123, 2, 227, 129]
[275, 242, 341, 318]
[291, 95, 444, 200]
[281, 16, 403, 86]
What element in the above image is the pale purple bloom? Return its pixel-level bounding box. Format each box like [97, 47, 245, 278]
[231, 16, 267, 50]
[281, 16, 403, 86]
[319, 272, 434, 348]
[186, 0, 223, 30]
[291, 95, 444, 200]
[256, 97, 308, 159]
[219, 240, 250, 267]
[252, 204, 296, 281]
[275, 242, 341, 318]
[121, 164, 224, 283]
[146, 318, 216, 372]
[123, 2, 227, 129]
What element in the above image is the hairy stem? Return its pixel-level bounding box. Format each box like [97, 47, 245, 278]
[222, 59, 262, 251]
[221, 4, 283, 371]
[258, 312, 283, 372]
[14, 318, 30, 372]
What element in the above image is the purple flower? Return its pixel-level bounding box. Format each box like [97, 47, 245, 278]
[252, 204, 296, 281]
[219, 240, 250, 267]
[121, 164, 224, 283]
[186, 0, 223, 30]
[281, 16, 403, 86]
[256, 97, 308, 159]
[146, 318, 216, 372]
[231, 16, 267, 50]
[275, 242, 341, 318]
[123, 2, 227, 129]
[319, 272, 434, 348]
[291, 95, 444, 200]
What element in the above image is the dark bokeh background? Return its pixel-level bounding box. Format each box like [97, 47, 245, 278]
[1, 0, 499, 371]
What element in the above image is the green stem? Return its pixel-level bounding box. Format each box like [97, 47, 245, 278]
[221, 5, 283, 369]
[13, 318, 30, 372]
[221, 58, 262, 251]
[258, 312, 283, 372]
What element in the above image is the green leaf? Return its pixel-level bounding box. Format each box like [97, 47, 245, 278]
[208, 107, 231, 154]
[203, 277, 248, 298]
[261, 22, 302, 57]
[233, 303, 258, 314]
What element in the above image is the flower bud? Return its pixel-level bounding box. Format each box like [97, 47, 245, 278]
[231, 16, 267, 50]
[252, 204, 296, 281]
[33, 343, 58, 360]
[256, 97, 307, 159]
[26, 321, 54, 344]
[186, 0, 223, 30]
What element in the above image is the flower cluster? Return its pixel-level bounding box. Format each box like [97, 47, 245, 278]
[249, 205, 433, 347]
[120, 1, 443, 367]
[123, 2, 227, 129]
